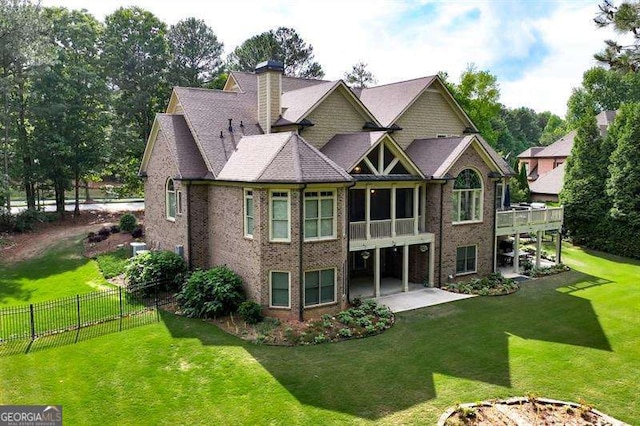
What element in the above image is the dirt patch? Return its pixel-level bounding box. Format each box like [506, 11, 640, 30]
[0, 210, 143, 264]
[441, 397, 628, 426]
[83, 231, 139, 259]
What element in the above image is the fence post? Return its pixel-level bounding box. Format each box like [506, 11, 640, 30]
[76, 294, 81, 330]
[119, 287, 123, 331]
[29, 304, 35, 341]
[154, 281, 159, 322]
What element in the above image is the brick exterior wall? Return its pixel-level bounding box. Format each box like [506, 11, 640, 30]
[424, 145, 498, 286]
[302, 88, 370, 150]
[188, 184, 210, 269]
[394, 90, 467, 149]
[143, 131, 189, 258]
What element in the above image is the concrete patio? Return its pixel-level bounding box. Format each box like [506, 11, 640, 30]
[350, 277, 475, 313]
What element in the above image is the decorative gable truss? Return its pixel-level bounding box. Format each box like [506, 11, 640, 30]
[351, 134, 423, 178]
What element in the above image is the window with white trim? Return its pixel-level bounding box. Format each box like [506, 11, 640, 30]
[496, 182, 504, 210]
[452, 169, 483, 223]
[304, 268, 336, 306]
[270, 271, 290, 308]
[166, 178, 176, 220]
[244, 189, 254, 237]
[270, 191, 290, 241]
[176, 190, 183, 215]
[456, 245, 477, 275]
[304, 191, 335, 240]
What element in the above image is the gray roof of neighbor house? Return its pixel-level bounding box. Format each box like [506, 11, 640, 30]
[535, 130, 576, 158]
[228, 71, 328, 94]
[517, 147, 545, 158]
[320, 131, 386, 171]
[174, 87, 261, 177]
[156, 114, 209, 179]
[405, 136, 514, 178]
[217, 132, 352, 183]
[596, 110, 617, 127]
[358, 76, 436, 127]
[529, 162, 565, 195]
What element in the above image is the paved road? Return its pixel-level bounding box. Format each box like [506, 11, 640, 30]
[10, 201, 144, 214]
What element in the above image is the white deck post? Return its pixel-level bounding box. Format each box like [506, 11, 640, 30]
[513, 233, 520, 273]
[536, 230, 542, 267]
[413, 184, 420, 235]
[365, 184, 371, 240]
[421, 184, 427, 231]
[391, 185, 396, 237]
[402, 243, 409, 292]
[555, 229, 561, 265]
[429, 242, 435, 287]
[374, 247, 381, 297]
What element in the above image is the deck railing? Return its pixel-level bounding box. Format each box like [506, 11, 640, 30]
[496, 206, 563, 230]
[350, 216, 425, 241]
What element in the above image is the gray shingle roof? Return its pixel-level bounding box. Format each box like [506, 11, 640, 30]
[217, 132, 352, 183]
[320, 131, 386, 171]
[535, 130, 575, 158]
[405, 135, 514, 178]
[358, 76, 436, 127]
[517, 147, 545, 158]
[174, 87, 262, 177]
[281, 81, 339, 122]
[156, 114, 209, 179]
[529, 162, 565, 195]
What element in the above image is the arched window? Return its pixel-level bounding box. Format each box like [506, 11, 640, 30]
[166, 178, 176, 220]
[452, 169, 483, 223]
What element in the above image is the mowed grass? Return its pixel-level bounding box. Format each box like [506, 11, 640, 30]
[0, 236, 112, 307]
[1, 241, 639, 425]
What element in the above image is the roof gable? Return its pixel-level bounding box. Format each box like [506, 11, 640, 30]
[281, 80, 379, 125]
[358, 75, 476, 130]
[406, 135, 513, 179]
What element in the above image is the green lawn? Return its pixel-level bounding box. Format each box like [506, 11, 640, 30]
[0, 241, 638, 425]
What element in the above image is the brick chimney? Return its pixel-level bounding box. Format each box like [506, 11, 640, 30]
[256, 60, 284, 134]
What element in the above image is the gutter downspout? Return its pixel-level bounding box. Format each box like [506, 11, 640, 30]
[492, 180, 498, 273]
[186, 182, 193, 270]
[298, 183, 307, 322]
[439, 183, 445, 287]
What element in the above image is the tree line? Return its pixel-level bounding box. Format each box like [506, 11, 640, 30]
[561, 0, 640, 259]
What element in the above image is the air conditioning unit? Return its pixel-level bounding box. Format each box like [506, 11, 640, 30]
[130, 242, 148, 257]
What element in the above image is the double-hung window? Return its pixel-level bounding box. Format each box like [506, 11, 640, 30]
[270, 271, 290, 308]
[304, 269, 336, 306]
[270, 191, 290, 241]
[452, 169, 483, 223]
[304, 191, 335, 240]
[166, 178, 176, 220]
[244, 189, 254, 237]
[456, 245, 477, 275]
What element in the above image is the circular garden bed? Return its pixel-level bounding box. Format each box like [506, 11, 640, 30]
[439, 397, 627, 426]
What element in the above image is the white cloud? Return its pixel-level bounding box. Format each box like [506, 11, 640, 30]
[40, 0, 617, 116]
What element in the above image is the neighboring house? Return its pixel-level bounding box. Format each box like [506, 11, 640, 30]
[140, 61, 563, 320]
[518, 110, 616, 202]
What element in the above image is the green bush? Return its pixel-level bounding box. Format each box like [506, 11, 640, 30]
[119, 213, 137, 233]
[177, 266, 245, 318]
[124, 250, 187, 292]
[238, 300, 263, 324]
[444, 273, 519, 296]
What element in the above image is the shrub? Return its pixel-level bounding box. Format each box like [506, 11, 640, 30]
[238, 300, 263, 324]
[124, 250, 187, 292]
[119, 213, 137, 233]
[131, 226, 144, 238]
[98, 227, 111, 237]
[444, 273, 518, 296]
[110, 225, 120, 233]
[13, 210, 55, 232]
[177, 266, 245, 318]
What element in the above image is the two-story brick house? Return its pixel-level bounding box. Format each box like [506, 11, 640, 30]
[140, 61, 562, 320]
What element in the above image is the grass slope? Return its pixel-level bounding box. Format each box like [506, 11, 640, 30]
[0, 242, 638, 425]
[0, 236, 111, 307]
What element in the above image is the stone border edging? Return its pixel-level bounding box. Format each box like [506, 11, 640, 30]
[437, 397, 630, 426]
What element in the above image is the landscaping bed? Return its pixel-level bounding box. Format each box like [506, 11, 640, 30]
[439, 397, 628, 426]
[195, 299, 395, 346]
[443, 273, 519, 296]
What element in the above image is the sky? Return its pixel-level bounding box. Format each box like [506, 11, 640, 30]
[41, 0, 616, 117]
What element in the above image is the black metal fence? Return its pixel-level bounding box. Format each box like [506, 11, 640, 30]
[0, 280, 175, 356]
